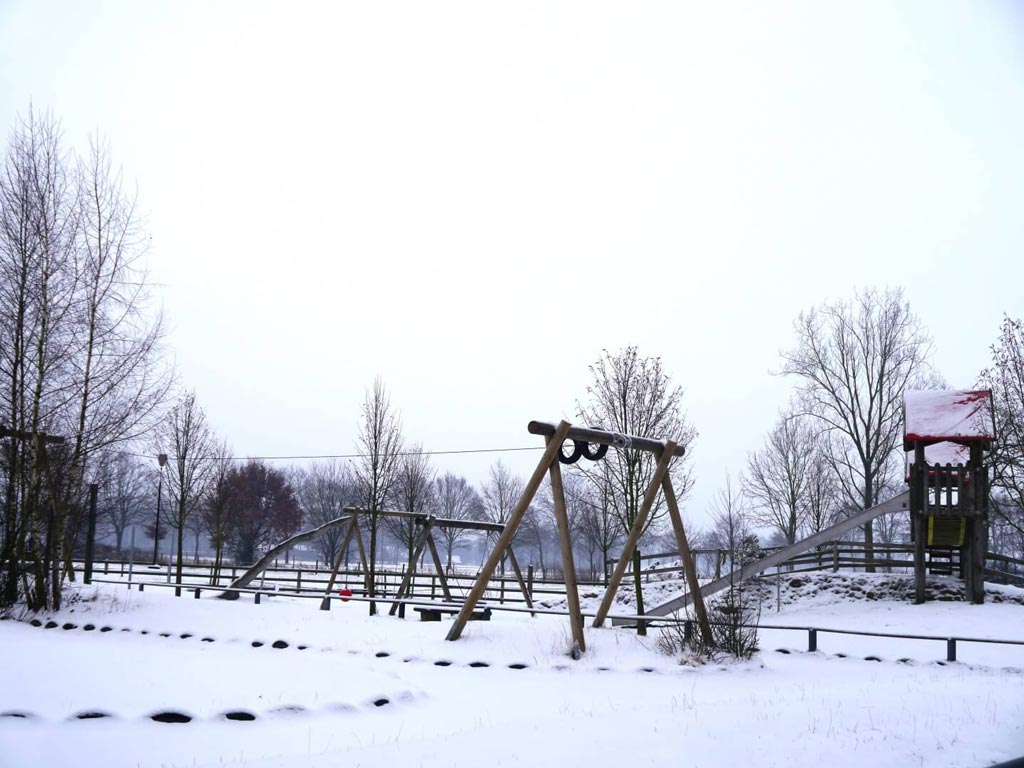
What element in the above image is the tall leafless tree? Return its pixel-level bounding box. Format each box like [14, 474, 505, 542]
[95, 451, 149, 551]
[980, 315, 1024, 541]
[577, 347, 696, 629]
[353, 377, 402, 612]
[780, 287, 932, 571]
[744, 409, 819, 545]
[482, 459, 524, 573]
[201, 441, 233, 585]
[0, 111, 169, 610]
[156, 391, 214, 592]
[293, 459, 357, 566]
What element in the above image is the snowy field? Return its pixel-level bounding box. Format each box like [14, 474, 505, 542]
[1, 575, 1023, 768]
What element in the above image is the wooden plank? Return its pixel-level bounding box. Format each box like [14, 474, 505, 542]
[593, 441, 675, 628]
[661, 471, 712, 647]
[446, 420, 572, 642]
[546, 449, 585, 652]
[527, 421, 686, 457]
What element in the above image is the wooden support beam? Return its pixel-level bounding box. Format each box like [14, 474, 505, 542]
[913, 443, 927, 604]
[547, 441, 586, 653]
[424, 532, 453, 602]
[506, 546, 534, 615]
[527, 421, 685, 457]
[320, 517, 356, 609]
[593, 441, 674, 628]
[661, 473, 713, 647]
[446, 420, 572, 641]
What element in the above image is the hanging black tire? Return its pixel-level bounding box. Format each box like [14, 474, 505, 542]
[558, 440, 583, 465]
[581, 442, 608, 461]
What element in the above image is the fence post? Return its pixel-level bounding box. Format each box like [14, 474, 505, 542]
[431, 574, 436, 600]
[684, 620, 694, 645]
[297, 570, 302, 592]
[946, 638, 956, 662]
[194, 588, 201, 599]
[832, 544, 839, 572]
[808, 628, 817, 652]
[527, 565, 534, 600]
[500, 577, 506, 605]
[254, 592, 261, 605]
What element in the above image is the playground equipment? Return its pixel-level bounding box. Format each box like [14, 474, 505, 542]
[904, 389, 995, 604]
[643, 388, 996, 617]
[445, 420, 713, 654]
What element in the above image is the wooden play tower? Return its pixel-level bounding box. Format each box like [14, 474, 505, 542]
[904, 390, 995, 604]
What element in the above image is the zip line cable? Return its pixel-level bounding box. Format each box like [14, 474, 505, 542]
[122, 445, 546, 463]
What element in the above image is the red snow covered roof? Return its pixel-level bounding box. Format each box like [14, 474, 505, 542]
[903, 389, 995, 450]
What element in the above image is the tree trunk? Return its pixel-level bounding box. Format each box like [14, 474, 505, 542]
[863, 470, 876, 573]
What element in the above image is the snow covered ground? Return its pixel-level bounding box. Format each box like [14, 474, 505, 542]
[1, 575, 1022, 767]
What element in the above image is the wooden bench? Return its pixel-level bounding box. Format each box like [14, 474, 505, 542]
[413, 606, 491, 622]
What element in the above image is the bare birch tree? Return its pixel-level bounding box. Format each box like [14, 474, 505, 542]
[780, 287, 931, 571]
[353, 377, 402, 613]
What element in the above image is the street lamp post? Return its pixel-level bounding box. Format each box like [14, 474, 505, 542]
[153, 453, 167, 564]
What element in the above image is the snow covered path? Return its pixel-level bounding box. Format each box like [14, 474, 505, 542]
[1, 583, 1022, 767]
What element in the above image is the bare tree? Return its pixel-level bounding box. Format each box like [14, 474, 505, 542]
[780, 287, 932, 571]
[572, 469, 622, 583]
[744, 409, 819, 545]
[801, 447, 841, 537]
[577, 347, 696, 628]
[201, 441, 233, 585]
[95, 451, 149, 551]
[482, 459, 524, 573]
[386, 443, 435, 569]
[353, 377, 402, 612]
[293, 459, 357, 565]
[156, 391, 215, 592]
[434, 472, 482, 570]
[980, 315, 1024, 540]
[0, 111, 170, 610]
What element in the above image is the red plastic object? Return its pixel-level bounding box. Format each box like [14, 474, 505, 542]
[338, 588, 352, 602]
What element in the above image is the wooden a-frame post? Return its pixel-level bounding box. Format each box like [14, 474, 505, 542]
[547, 434, 586, 652]
[446, 420, 572, 642]
[661, 474, 714, 646]
[321, 514, 370, 610]
[592, 441, 676, 629]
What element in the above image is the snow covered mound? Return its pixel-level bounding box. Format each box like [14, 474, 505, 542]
[748, 571, 1024, 609]
[541, 570, 1024, 615]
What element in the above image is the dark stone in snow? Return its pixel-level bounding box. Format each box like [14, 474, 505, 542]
[151, 711, 191, 723]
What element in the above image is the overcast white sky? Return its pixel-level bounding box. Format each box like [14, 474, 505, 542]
[2, 1, 1023, 529]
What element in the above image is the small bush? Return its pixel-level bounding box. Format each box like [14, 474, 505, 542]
[658, 585, 761, 662]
